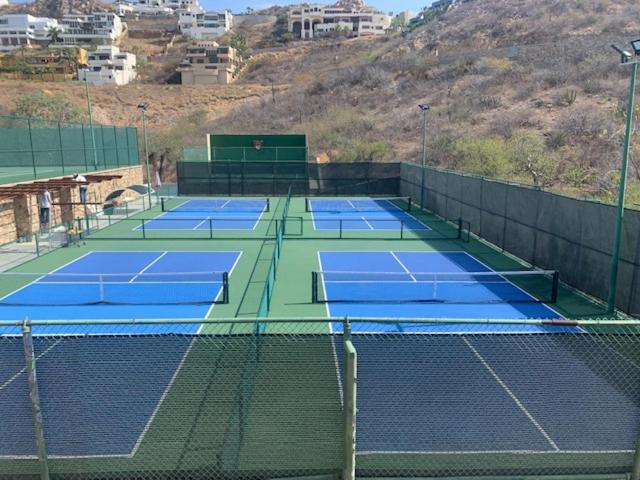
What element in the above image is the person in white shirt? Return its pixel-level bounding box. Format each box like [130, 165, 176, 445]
[39, 188, 52, 227]
[73, 173, 88, 204]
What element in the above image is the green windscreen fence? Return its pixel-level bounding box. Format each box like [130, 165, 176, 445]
[400, 163, 640, 315]
[177, 161, 401, 196]
[0, 115, 139, 184]
[208, 134, 308, 163]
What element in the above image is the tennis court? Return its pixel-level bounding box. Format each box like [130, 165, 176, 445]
[316, 251, 565, 332]
[308, 197, 429, 231]
[139, 198, 269, 231]
[0, 250, 241, 332]
[0, 249, 243, 458]
[334, 332, 640, 456]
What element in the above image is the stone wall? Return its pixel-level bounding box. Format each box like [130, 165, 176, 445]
[1, 165, 143, 241]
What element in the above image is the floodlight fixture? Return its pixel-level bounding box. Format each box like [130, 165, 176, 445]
[611, 44, 632, 64]
[631, 39, 640, 56]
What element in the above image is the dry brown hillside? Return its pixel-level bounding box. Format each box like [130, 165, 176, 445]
[3, 0, 640, 202]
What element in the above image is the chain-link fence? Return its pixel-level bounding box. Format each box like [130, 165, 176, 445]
[0, 115, 139, 185]
[1, 318, 640, 480]
[400, 164, 640, 316]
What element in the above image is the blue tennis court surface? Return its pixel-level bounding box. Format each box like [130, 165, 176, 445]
[334, 334, 640, 455]
[0, 335, 193, 458]
[309, 198, 429, 231]
[141, 198, 268, 230]
[0, 250, 242, 458]
[0, 250, 241, 335]
[318, 251, 567, 333]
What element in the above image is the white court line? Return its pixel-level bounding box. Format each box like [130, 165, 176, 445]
[390, 251, 417, 282]
[0, 339, 62, 392]
[192, 217, 211, 230]
[361, 216, 375, 230]
[129, 251, 168, 283]
[200, 251, 243, 325]
[129, 337, 196, 457]
[462, 336, 560, 451]
[0, 251, 95, 307]
[357, 448, 633, 455]
[319, 252, 345, 406]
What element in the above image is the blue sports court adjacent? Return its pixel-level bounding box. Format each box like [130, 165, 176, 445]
[308, 197, 429, 231]
[316, 251, 569, 333]
[140, 198, 269, 231]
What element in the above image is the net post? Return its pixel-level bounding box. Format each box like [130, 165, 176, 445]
[222, 272, 229, 304]
[312, 272, 318, 303]
[400, 220, 405, 240]
[305, 198, 310, 212]
[35, 232, 40, 257]
[551, 271, 560, 303]
[99, 274, 105, 303]
[340, 219, 343, 240]
[266, 198, 270, 213]
[209, 219, 213, 240]
[21, 319, 51, 480]
[407, 197, 412, 212]
[160, 197, 165, 212]
[342, 318, 357, 480]
[457, 217, 463, 240]
[141, 219, 146, 239]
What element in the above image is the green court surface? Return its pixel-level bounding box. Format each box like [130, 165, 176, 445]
[0, 165, 126, 185]
[0, 195, 624, 480]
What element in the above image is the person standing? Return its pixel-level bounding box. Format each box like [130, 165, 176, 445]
[39, 188, 52, 228]
[73, 173, 88, 204]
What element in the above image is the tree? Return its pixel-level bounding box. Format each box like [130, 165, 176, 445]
[452, 137, 512, 178]
[507, 132, 559, 188]
[13, 92, 87, 123]
[47, 26, 62, 45]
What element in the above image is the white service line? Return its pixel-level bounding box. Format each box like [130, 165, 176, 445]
[390, 251, 417, 282]
[0, 339, 62, 392]
[361, 216, 375, 230]
[129, 252, 169, 283]
[462, 336, 560, 451]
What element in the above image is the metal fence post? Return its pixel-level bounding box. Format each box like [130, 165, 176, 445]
[57, 121, 66, 175]
[342, 319, 357, 480]
[21, 319, 50, 480]
[27, 118, 38, 180]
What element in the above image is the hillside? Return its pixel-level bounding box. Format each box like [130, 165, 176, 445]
[3, 0, 640, 202]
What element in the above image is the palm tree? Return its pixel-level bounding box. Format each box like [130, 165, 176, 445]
[47, 26, 62, 45]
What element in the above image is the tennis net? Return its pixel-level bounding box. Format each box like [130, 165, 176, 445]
[312, 270, 559, 304]
[161, 197, 270, 213]
[305, 197, 412, 213]
[0, 271, 230, 306]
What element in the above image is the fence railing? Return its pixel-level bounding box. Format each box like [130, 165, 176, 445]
[0, 115, 139, 185]
[0, 317, 639, 480]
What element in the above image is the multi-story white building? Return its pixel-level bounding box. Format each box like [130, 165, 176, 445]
[58, 13, 123, 46]
[114, 1, 173, 16]
[114, 0, 203, 17]
[177, 40, 241, 85]
[0, 14, 60, 52]
[178, 10, 232, 39]
[78, 45, 136, 85]
[288, 3, 391, 39]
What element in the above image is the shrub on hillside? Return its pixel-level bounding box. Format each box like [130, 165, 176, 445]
[507, 132, 559, 188]
[451, 137, 512, 177]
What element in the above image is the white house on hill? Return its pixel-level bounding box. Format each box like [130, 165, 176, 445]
[0, 14, 60, 51]
[78, 45, 136, 85]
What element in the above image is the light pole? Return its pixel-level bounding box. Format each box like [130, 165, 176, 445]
[607, 41, 640, 315]
[137, 102, 153, 207]
[82, 68, 99, 170]
[418, 104, 430, 209]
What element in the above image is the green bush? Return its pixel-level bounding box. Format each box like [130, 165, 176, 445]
[507, 132, 559, 188]
[451, 137, 512, 177]
[13, 92, 86, 123]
